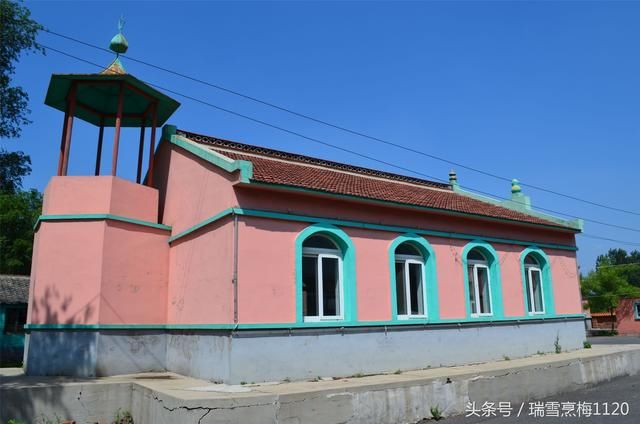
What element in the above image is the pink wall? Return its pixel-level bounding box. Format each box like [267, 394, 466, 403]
[616, 298, 640, 335]
[167, 220, 235, 324]
[99, 221, 169, 324]
[29, 221, 104, 324]
[154, 143, 239, 235]
[43, 176, 159, 222]
[549, 249, 583, 314]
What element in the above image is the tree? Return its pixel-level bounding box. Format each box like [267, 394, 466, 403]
[595, 248, 640, 288]
[581, 267, 640, 332]
[1, 0, 44, 139]
[0, 149, 31, 193]
[0, 188, 41, 274]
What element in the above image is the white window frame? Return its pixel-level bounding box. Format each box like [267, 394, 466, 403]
[395, 254, 427, 320]
[302, 246, 344, 322]
[525, 265, 545, 315]
[468, 259, 493, 317]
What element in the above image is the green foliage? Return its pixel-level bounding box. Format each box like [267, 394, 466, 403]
[0, 0, 44, 139]
[430, 405, 444, 421]
[595, 248, 640, 288]
[0, 188, 41, 274]
[7, 420, 27, 424]
[554, 334, 562, 354]
[581, 267, 640, 317]
[0, 149, 31, 193]
[583, 340, 591, 349]
[114, 409, 134, 424]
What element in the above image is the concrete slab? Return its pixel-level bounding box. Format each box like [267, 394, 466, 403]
[2, 344, 639, 423]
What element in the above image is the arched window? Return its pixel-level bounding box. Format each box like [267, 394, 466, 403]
[302, 234, 343, 321]
[394, 242, 426, 318]
[467, 248, 492, 316]
[524, 253, 545, 314]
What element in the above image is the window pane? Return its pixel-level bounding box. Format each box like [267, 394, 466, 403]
[396, 242, 420, 256]
[524, 254, 538, 266]
[409, 262, 424, 315]
[3, 307, 27, 334]
[467, 265, 477, 315]
[395, 262, 407, 315]
[303, 235, 337, 249]
[322, 257, 340, 316]
[468, 249, 486, 262]
[477, 267, 491, 314]
[525, 274, 533, 313]
[302, 256, 318, 317]
[531, 269, 544, 313]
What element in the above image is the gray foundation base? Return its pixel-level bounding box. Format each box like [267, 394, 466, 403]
[25, 319, 586, 383]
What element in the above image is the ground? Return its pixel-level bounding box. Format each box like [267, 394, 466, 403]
[429, 336, 640, 423]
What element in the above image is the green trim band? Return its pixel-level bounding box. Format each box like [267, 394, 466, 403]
[168, 207, 578, 251]
[24, 314, 586, 331]
[35, 214, 172, 231]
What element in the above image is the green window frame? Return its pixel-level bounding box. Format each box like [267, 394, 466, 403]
[389, 234, 439, 322]
[520, 247, 556, 317]
[462, 241, 504, 319]
[295, 223, 357, 324]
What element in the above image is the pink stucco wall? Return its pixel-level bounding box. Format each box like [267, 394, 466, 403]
[154, 142, 239, 235]
[99, 221, 169, 324]
[167, 220, 235, 324]
[616, 298, 640, 335]
[43, 176, 159, 222]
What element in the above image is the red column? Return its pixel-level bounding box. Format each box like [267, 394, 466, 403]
[111, 82, 125, 176]
[59, 83, 77, 176]
[146, 103, 158, 187]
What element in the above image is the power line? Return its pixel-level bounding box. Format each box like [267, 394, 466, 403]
[38, 43, 640, 244]
[41, 28, 640, 218]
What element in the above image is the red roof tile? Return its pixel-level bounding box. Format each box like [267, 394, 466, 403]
[178, 129, 576, 231]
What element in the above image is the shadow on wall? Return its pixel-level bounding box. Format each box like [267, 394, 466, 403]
[1, 286, 89, 422]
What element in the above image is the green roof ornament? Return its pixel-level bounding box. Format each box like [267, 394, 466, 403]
[511, 178, 522, 194]
[109, 16, 129, 54]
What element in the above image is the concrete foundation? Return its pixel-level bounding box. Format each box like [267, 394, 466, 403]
[25, 318, 585, 383]
[3, 344, 639, 424]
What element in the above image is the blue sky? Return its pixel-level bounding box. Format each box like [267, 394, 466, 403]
[5, 1, 640, 272]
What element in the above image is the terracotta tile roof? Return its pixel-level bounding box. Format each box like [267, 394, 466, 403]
[0, 275, 29, 304]
[178, 129, 576, 231]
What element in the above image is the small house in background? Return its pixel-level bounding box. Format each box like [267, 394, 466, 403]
[0, 275, 29, 365]
[590, 298, 640, 335]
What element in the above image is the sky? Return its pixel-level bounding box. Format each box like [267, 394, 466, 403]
[5, 0, 640, 273]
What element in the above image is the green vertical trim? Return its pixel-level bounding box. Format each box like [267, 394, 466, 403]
[388, 234, 439, 322]
[520, 247, 556, 317]
[295, 223, 357, 324]
[462, 241, 505, 319]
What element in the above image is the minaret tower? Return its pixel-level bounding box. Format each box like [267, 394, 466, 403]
[25, 23, 179, 377]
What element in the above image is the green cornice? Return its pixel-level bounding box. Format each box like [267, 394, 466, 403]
[168, 207, 578, 251]
[452, 185, 583, 231]
[35, 214, 171, 232]
[161, 125, 253, 183]
[24, 314, 586, 331]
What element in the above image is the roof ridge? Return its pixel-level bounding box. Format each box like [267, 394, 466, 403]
[177, 129, 451, 190]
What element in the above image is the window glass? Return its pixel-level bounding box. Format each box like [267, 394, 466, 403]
[476, 266, 491, 314]
[303, 235, 337, 249]
[524, 254, 539, 266]
[468, 249, 486, 262]
[396, 242, 420, 256]
[409, 262, 424, 315]
[3, 307, 27, 334]
[468, 264, 477, 315]
[322, 256, 340, 316]
[302, 256, 318, 317]
[395, 262, 407, 316]
[531, 269, 544, 313]
[635, 302, 640, 320]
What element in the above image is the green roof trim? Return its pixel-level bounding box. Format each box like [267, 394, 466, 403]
[163, 127, 253, 183]
[45, 73, 180, 127]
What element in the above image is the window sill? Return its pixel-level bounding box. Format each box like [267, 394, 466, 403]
[398, 315, 428, 320]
